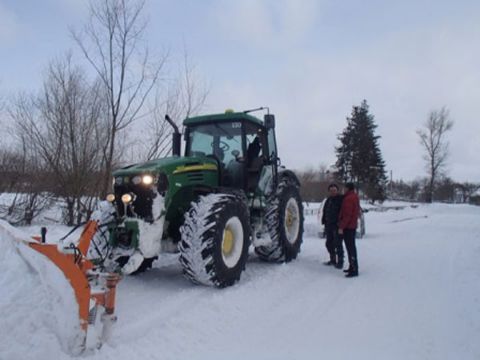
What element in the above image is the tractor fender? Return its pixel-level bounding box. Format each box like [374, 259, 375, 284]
[278, 169, 301, 188]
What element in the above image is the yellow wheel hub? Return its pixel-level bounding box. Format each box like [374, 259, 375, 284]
[222, 227, 234, 255]
[286, 209, 294, 229]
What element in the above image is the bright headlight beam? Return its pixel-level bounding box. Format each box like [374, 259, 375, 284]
[142, 175, 154, 185]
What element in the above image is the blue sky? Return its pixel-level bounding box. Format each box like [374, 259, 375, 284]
[1, 0, 479, 182]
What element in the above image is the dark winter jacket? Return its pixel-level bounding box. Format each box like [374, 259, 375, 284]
[321, 195, 343, 227]
[338, 190, 360, 230]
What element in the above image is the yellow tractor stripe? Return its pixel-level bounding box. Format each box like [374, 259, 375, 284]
[173, 163, 218, 174]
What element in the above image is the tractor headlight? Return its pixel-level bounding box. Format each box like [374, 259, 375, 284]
[106, 194, 115, 202]
[132, 174, 155, 186]
[121, 193, 134, 204]
[114, 176, 123, 185]
[142, 174, 154, 185]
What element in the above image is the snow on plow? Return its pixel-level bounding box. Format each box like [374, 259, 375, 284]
[0, 219, 121, 356]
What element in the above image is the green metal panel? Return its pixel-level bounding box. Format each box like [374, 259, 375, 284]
[112, 156, 218, 208]
[166, 167, 218, 210]
[111, 154, 220, 243]
[109, 220, 139, 248]
[113, 156, 203, 177]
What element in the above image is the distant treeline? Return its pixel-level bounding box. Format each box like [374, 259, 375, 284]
[295, 165, 480, 205]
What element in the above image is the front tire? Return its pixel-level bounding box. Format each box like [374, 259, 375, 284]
[255, 179, 304, 262]
[179, 194, 251, 288]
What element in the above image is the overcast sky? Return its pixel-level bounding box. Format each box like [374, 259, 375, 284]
[1, 0, 479, 182]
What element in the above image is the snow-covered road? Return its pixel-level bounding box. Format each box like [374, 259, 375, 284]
[1, 202, 479, 360]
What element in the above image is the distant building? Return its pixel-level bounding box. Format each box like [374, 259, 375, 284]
[470, 189, 480, 206]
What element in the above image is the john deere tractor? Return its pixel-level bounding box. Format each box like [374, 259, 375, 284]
[95, 109, 304, 287]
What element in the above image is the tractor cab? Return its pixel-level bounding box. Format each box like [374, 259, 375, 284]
[183, 111, 277, 194]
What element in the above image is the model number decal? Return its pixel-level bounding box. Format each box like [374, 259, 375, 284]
[231, 122, 241, 128]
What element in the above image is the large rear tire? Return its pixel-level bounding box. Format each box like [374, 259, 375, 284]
[255, 178, 304, 262]
[179, 194, 251, 288]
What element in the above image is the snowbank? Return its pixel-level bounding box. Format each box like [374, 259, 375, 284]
[0, 221, 81, 359]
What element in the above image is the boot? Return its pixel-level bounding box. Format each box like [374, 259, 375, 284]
[345, 270, 358, 278]
[335, 260, 344, 269]
[344, 259, 358, 277]
[323, 254, 336, 266]
[335, 254, 344, 269]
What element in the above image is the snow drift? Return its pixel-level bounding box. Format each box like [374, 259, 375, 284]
[0, 221, 81, 359]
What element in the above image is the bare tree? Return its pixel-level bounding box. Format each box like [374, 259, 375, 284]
[296, 164, 333, 202]
[143, 50, 208, 160]
[0, 134, 53, 225]
[177, 49, 209, 120]
[10, 54, 107, 225]
[389, 179, 423, 201]
[417, 107, 454, 203]
[142, 91, 180, 161]
[71, 0, 167, 196]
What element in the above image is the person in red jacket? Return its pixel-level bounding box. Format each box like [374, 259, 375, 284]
[338, 182, 360, 277]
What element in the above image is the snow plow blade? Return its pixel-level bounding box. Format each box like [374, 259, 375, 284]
[0, 219, 121, 355]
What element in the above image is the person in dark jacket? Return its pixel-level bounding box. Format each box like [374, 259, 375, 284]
[338, 182, 361, 277]
[321, 184, 344, 268]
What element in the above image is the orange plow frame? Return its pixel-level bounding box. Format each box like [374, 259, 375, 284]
[28, 220, 121, 352]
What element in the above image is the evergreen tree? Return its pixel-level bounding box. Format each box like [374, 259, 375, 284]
[335, 100, 387, 202]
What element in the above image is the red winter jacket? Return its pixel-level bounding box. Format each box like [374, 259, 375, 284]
[338, 190, 360, 230]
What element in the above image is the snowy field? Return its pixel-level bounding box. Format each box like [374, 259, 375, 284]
[1, 202, 479, 360]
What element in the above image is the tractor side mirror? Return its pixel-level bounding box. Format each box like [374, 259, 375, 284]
[264, 114, 275, 129]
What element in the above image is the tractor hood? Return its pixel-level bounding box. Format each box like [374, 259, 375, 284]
[110, 154, 219, 225]
[113, 156, 217, 178]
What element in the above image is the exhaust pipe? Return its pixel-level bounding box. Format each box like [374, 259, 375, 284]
[165, 115, 181, 156]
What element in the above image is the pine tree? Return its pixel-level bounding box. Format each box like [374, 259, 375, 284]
[335, 100, 387, 202]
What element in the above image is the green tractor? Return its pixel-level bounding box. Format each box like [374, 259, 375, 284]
[94, 108, 304, 287]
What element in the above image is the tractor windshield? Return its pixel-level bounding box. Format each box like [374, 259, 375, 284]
[186, 122, 243, 166]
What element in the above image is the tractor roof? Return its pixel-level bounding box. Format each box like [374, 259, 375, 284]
[183, 111, 263, 127]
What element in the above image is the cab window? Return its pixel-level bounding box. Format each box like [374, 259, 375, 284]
[186, 122, 243, 167]
[244, 123, 265, 163]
